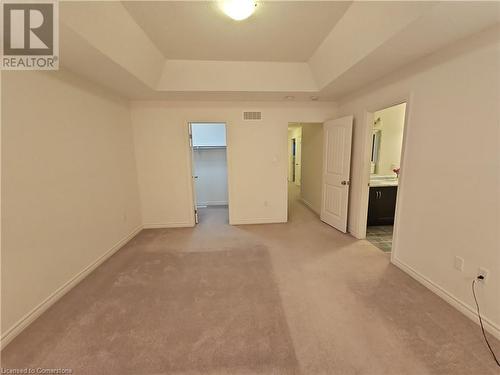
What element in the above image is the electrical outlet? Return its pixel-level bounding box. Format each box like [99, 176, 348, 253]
[454, 256, 464, 272]
[477, 267, 489, 283]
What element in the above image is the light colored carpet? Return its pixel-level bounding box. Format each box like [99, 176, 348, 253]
[2, 187, 499, 374]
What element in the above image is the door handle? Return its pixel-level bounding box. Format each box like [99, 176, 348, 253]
[341, 180, 350, 186]
[194, 176, 199, 179]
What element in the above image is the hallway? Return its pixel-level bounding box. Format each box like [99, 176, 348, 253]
[2, 189, 499, 374]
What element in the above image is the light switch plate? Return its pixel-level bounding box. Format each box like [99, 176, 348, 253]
[454, 256, 464, 272]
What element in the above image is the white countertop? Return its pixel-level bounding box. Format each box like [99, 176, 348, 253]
[370, 175, 398, 187]
[370, 180, 398, 187]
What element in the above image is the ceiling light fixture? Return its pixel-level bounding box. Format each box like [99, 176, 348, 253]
[219, 0, 257, 21]
[284, 96, 295, 100]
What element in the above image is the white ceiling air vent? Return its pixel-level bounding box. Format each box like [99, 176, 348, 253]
[243, 111, 262, 120]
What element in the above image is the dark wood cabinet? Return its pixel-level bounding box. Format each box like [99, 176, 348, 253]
[367, 186, 398, 226]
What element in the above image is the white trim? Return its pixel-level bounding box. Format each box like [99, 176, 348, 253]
[231, 217, 287, 225]
[0, 225, 143, 350]
[392, 256, 500, 340]
[196, 201, 228, 206]
[390, 94, 413, 265]
[283, 123, 289, 223]
[356, 110, 373, 239]
[226, 123, 235, 225]
[143, 222, 193, 229]
[300, 198, 319, 216]
[187, 123, 197, 225]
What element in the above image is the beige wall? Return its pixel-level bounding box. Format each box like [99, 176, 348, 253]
[300, 124, 323, 214]
[131, 102, 336, 227]
[373, 103, 406, 176]
[1, 70, 142, 341]
[338, 27, 500, 336]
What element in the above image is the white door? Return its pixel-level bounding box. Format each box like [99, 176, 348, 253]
[188, 124, 199, 224]
[295, 137, 302, 186]
[320, 116, 353, 232]
[288, 139, 294, 182]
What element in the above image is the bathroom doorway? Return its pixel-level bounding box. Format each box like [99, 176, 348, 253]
[364, 103, 407, 253]
[189, 123, 229, 224]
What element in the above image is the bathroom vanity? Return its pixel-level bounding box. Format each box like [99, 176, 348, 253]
[368, 177, 398, 226]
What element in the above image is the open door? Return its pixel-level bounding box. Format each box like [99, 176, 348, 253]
[320, 116, 353, 233]
[188, 124, 199, 224]
[295, 136, 302, 185]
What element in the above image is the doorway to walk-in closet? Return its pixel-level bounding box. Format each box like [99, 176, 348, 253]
[189, 123, 229, 224]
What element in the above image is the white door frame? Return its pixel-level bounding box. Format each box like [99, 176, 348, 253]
[294, 136, 302, 186]
[187, 121, 231, 225]
[355, 94, 413, 263]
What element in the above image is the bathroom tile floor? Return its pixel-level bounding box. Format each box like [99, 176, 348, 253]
[366, 225, 393, 252]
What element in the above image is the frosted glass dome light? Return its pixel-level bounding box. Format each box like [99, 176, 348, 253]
[220, 0, 256, 21]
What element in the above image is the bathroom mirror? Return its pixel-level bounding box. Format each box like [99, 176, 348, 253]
[371, 129, 381, 174]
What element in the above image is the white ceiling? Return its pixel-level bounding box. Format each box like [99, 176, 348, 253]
[320, 1, 500, 99]
[123, 1, 351, 62]
[59, 1, 500, 101]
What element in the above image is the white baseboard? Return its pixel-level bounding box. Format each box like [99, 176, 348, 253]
[230, 217, 287, 225]
[0, 225, 143, 350]
[300, 198, 319, 216]
[143, 222, 194, 229]
[197, 201, 228, 206]
[392, 256, 500, 340]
